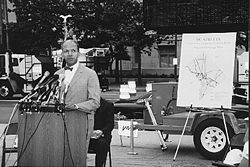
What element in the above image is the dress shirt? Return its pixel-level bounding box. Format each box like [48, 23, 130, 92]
[64, 61, 79, 85]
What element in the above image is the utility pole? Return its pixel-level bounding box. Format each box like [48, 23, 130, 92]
[0, 0, 3, 46]
[3, 0, 9, 50]
[174, 33, 178, 82]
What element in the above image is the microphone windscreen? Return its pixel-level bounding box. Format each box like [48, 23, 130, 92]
[41, 74, 59, 87]
[44, 71, 50, 77]
[52, 74, 59, 80]
[59, 74, 65, 81]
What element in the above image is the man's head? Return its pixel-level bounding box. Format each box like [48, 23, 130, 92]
[61, 39, 79, 66]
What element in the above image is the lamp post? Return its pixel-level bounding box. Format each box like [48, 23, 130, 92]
[60, 14, 72, 41]
[174, 16, 182, 82]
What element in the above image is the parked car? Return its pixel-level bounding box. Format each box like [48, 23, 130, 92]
[113, 90, 248, 120]
[113, 92, 151, 119]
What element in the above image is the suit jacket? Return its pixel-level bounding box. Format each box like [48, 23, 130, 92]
[94, 98, 114, 142]
[55, 63, 101, 144]
[55, 63, 100, 112]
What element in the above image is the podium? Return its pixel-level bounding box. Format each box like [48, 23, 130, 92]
[17, 106, 88, 167]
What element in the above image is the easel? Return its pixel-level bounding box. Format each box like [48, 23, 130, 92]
[173, 104, 192, 161]
[220, 105, 231, 151]
[174, 32, 236, 161]
[173, 105, 231, 161]
[144, 96, 168, 151]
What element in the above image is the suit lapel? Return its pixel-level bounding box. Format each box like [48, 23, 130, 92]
[67, 64, 84, 93]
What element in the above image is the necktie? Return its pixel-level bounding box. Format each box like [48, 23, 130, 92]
[64, 66, 73, 71]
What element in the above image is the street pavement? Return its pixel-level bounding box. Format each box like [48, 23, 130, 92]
[0, 84, 214, 167]
[0, 125, 214, 167]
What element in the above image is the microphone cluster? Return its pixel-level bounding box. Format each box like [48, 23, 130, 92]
[19, 72, 66, 114]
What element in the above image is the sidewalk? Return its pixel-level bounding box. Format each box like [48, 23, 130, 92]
[0, 124, 213, 167]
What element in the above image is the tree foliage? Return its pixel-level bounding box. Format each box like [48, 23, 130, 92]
[10, 0, 156, 60]
[10, 0, 66, 54]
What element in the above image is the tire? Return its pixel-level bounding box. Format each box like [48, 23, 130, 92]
[0, 81, 14, 99]
[193, 119, 234, 160]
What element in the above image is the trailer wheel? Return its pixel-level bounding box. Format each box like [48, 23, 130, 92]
[193, 119, 234, 160]
[0, 82, 14, 99]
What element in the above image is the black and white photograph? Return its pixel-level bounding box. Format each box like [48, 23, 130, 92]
[0, 0, 249, 166]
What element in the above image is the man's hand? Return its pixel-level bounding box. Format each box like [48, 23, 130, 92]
[65, 104, 79, 110]
[91, 130, 103, 139]
[65, 104, 75, 111]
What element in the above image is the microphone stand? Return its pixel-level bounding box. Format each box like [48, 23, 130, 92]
[59, 83, 69, 114]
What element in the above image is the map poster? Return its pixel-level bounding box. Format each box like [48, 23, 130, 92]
[177, 33, 236, 108]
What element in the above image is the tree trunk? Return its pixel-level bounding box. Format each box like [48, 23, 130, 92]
[109, 60, 113, 75]
[115, 59, 120, 83]
[135, 47, 142, 85]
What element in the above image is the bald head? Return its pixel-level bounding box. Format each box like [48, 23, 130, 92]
[61, 39, 79, 51]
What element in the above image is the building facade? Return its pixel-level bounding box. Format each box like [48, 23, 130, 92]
[118, 34, 182, 76]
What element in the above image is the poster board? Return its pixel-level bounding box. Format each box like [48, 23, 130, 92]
[177, 33, 236, 108]
[118, 120, 138, 137]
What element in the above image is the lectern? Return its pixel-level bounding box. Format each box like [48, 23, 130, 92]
[18, 106, 88, 167]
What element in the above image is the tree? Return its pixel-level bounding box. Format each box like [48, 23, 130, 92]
[89, 0, 156, 84]
[10, 0, 67, 54]
[10, 0, 157, 84]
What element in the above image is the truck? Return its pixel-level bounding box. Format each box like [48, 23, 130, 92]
[0, 51, 56, 99]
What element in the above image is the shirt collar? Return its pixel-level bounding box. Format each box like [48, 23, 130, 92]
[71, 61, 79, 70]
[66, 61, 79, 71]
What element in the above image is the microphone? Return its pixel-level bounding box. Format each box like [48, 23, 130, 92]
[35, 74, 59, 92]
[64, 81, 70, 95]
[54, 74, 65, 101]
[59, 74, 65, 85]
[33, 71, 50, 91]
[26, 74, 59, 102]
[60, 81, 70, 104]
[58, 74, 65, 91]
[19, 71, 51, 102]
[36, 84, 50, 102]
[43, 80, 60, 104]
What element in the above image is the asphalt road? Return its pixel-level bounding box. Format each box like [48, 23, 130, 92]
[0, 100, 19, 123]
[0, 125, 214, 167]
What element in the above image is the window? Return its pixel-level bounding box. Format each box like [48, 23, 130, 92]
[0, 56, 6, 76]
[0, 56, 5, 68]
[158, 45, 176, 68]
[96, 50, 104, 57]
[12, 58, 18, 66]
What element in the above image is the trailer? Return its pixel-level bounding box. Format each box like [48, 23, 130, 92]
[136, 82, 248, 160]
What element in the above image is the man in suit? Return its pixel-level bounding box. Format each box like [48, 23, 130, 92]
[55, 39, 101, 166]
[89, 98, 114, 167]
